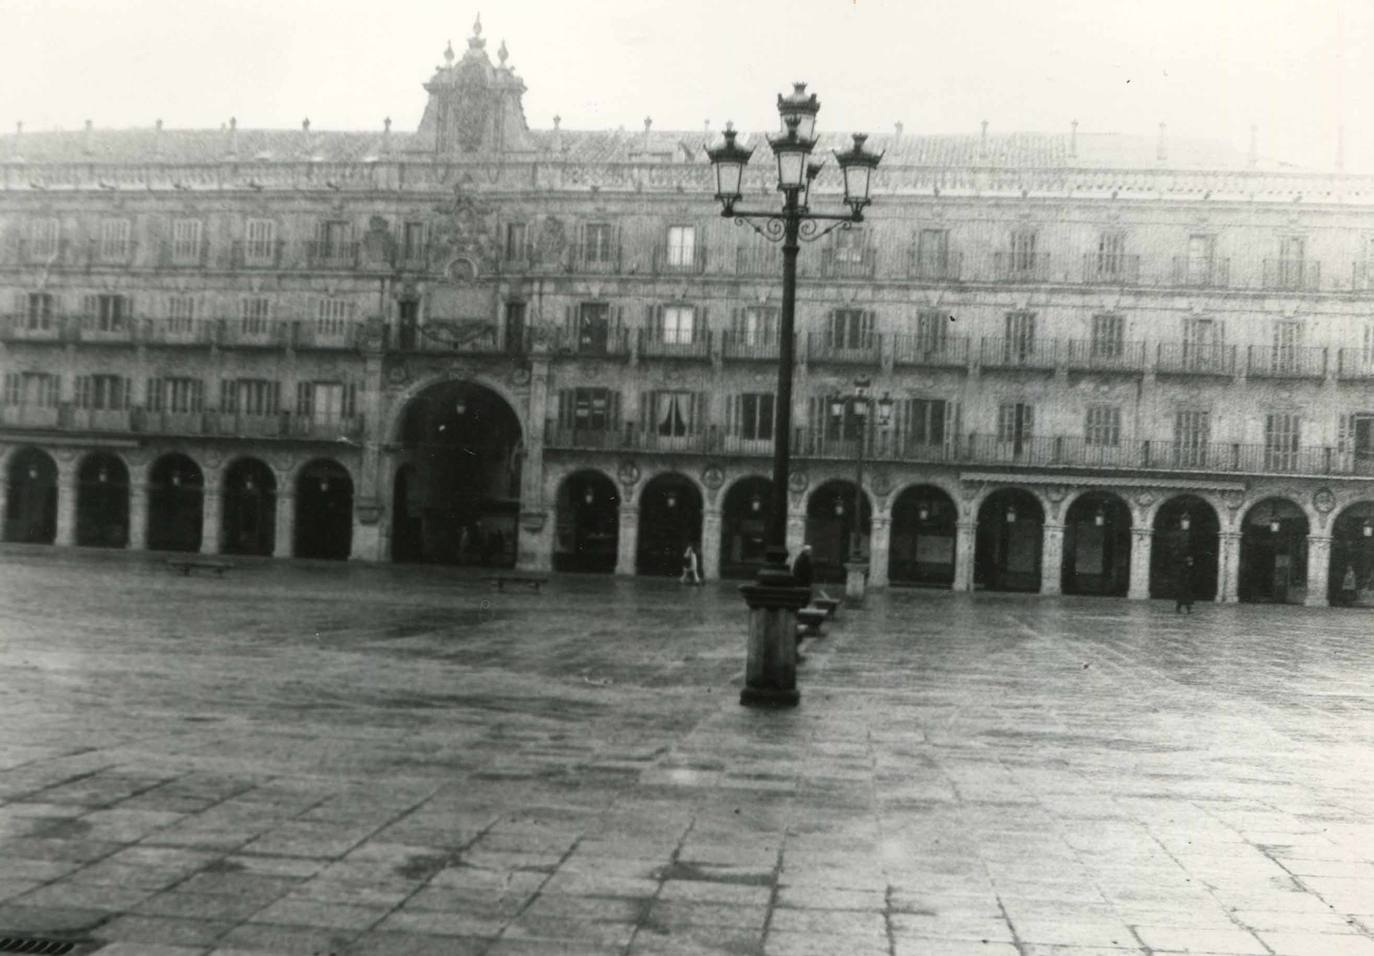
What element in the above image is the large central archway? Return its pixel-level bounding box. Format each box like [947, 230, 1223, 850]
[888, 484, 957, 587]
[974, 488, 1044, 592]
[1062, 491, 1131, 596]
[554, 470, 619, 573]
[391, 380, 522, 566]
[1239, 497, 1309, 604]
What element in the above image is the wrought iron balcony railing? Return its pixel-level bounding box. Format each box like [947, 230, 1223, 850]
[1155, 342, 1237, 376]
[1081, 253, 1141, 285]
[819, 247, 877, 279]
[1262, 258, 1321, 292]
[651, 244, 707, 275]
[992, 252, 1052, 282]
[0, 313, 67, 343]
[1337, 348, 1374, 380]
[1246, 344, 1328, 379]
[637, 328, 712, 360]
[906, 249, 963, 281]
[158, 240, 212, 268]
[979, 336, 1058, 370]
[1169, 256, 1230, 288]
[891, 333, 970, 368]
[806, 332, 881, 365]
[303, 240, 360, 270]
[566, 242, 623, 275]
[1064, 339, 1148, 372]
[719, 330, 786, 362]
[735, 246, 781, 277]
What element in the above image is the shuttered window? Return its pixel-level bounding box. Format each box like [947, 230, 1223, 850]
[75, 374, 128, 410]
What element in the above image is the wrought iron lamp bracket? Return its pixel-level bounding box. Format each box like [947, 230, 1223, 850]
[722, 204, 862, 245]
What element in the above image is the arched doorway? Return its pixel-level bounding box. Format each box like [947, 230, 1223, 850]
[1328, 501, 1374, 606]
[1240, 497, 1309, 604]
[1151, 495, 1220, 601]
[147, 454, 203, 552]
[720, 477, 772, 580]
[76, 453, 129, 548]
[806, 480, 871, 583]
[391, 380, 521, 567]
[636, 473, 703, 576]
[222, 458, 276, 556]
[1062, 492, 1131, 596]
[554, 470, 619, 573]
[888, 485, 957, 587]
[974, 488, 1043, 592]
[4, 448, 57, 544]
[294, 460, 353, 560]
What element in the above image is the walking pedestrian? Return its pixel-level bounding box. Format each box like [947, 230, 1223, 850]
[1341, 564, 1358, 606]
[680, 543, 702, 585]
[1175, 554, 1195, 614]
[792, 543, 814, 600]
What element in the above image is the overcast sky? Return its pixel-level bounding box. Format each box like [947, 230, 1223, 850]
[1, 0, 1370, 171]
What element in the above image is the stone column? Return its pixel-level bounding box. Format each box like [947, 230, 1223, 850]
[1305, 534, 1332, 608]
[54, 464, 77, 546]
[200, 490, 221, 555]
[351, 513, 381, 562]
[1219, 531, 1242, 604]
[1128, 528, 1154, 600]
[273, 493, 295, 558]
[1039, 522, 1065, 595]
[127, 481, 148, 551]
[785, 509, 806, 557]
[516, 355, 552, 574]
[0, 478, 7, 538]
[868, 515, 891, 589]
[700, 508, 721, 581]
[615, 505, 639, 576]
[952, 520, 977, 592]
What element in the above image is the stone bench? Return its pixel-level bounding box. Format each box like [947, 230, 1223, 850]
[796, 606, 827, 638]
[812, 590, 840, 618]
[166, 559, 232, 577]
[487, 574, 548, 593]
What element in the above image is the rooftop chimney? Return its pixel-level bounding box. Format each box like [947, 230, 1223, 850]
[1248, 124, 1257, 168]
[227, 117, 238, 157]
[1156, 122, 1166, 162]
[1070, 119, 1078, 159]
[552, 114, 562, 153]
[643, 116, 652, 148]
[83, 119, 93, 155]
[979, 119, 988, 159]
[894, 121, 904, 140]
[12, 121, 21, 161]
[153, 119, 163, 158]
[382, 117, 391, 156]
[301, 117, 312, 155]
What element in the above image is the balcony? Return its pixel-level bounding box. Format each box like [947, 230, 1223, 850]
[1138, 441, 1341, 476]
[1337, 349, 1374, 380]
[992, 252, 1051, 282]
[1064, 339, 1148, 373]
[1246, 344, 1328, 379]
[906, 249, 963, 282]
[549, 326, 631, 359]
[68, 408, 133, 432]
[494, 243, 534, 275]
[1262, 258, 1321, 292]
[159, 240, 211, 269]
[134, 409, 210, 436]
[819, 247, 877, 280]
[304, 240, 360, 270]
[219, 319, 292, 349]
[797, 430, 959, 465]
[720, 330, 784, 362]
[292, 321, 363, 350]
[806, 333, 881, 366]
[74, 316, 137, 345]
[209, 412, 289, 438]
[979, 337, 1058, 370]
[891, 334, 970, 369]
[288, 415, 365, 441]
[567, 243, 623, 275]
[1081, 254, 1141, 285]
[735, 247, 780, 277]
[651, 244, 707, 276]
[1169, 257, 1230, 288]
[9, 239, 73, 267]
[228, 239, 286, 270]
[637, 329, 712, 361]
[140, 318, 216, 346]
[0, 313, 65, 343]
[0, 405, 61, 429]
[543, 425, 626, 451]
[1354, 261, 1374, 292]
[392, 244, 433, 273]
[1155, 343, 1237, 376]
[85, 240, 139, 269]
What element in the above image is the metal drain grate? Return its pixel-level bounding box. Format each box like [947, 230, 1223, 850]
[0, 938, 77, 955]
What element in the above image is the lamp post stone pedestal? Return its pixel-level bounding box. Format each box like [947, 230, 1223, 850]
[739, 566, 810, 708]
[843, 561, 869, 606]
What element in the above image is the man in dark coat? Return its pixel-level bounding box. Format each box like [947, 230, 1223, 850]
[791, 544, 814, 597]
[1175, 555, 1195, 614]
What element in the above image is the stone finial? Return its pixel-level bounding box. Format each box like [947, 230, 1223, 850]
[1156, 122, 1166, 162]
[382, 117, 392, 154]
[302, 118, 311, 132]
[643, 116, 652, 147]
[443, 40, 454, 65]
[553, 114, 561, 130]
[153, 118, 163, 157]
[1248, 124, 1257, 168]
[498, 39, 508, 66]
[469, 13, 485, 49]
[704, 119, 711, 135]
[227, 116, 238, 156]
[83, 118, 93, 154]
[11, 121, 20, 161]
[1069, 119, 1077, 158]
[894, 121, 904, 140]
[979, 119, 988, 158]
[551, 114, 562, 153]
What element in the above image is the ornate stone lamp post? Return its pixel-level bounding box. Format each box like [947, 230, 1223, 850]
[706, 84, 882, 708]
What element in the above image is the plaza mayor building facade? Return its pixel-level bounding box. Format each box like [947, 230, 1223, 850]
[3, 19, 1374, 606]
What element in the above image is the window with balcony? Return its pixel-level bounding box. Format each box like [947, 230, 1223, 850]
[832, 227, 866, 264]
[584, 223, 614, 264]
[653, 391, 698, 437]
[1096, 232, 1126, 277]
[577, 302, 611, 353]
[827, 309, 874, 350]
[666, 226, 696, 268]
[146, 377, 204, 413]
[25, 293, 54, 330]
[732, 306, 778, 346]
[1085, 405, 1121, 446]
[1278, 236, 1306, 288]
[167, 296, 195, 333]
[1173, 409, 1211, 465]
[504, 222, 528, 261]
[1265, 412, 1301, 470]
[240, 297, 271, 335]
[1272, 320, 1304, 371]
[734, 392, 775, 441]
[559, 388, 618, 431]
[657, 305, 696, 344]
[1010, 230, 1038, 272]
[504, 301, 526, 354]
[1091, 313, 1124, 358]
[170, 219, 202, 264]
[901, 398, 950, 446]
[28, 219, 60, 259]
[98, 219, 131, 261]
[297, 381, 356, 423]
[1182, 316, 1224, 369]
[997, 402, 1034, 451]
[317, 298, 350, 336]
[916, 310, 949, 353]
[1186, 234, 1215, 284]
[75, 374, 128, 410]
[403, 222, 427, 261]
[318, 220, 352, 258]
[916, 229, 949, 277]
[1004, 311, 1036, 361]
[244, 219, 276, 265]
[824, 394, 867, 441]
[221, 378, 280, 416]
[90, 294, 129, 332]
[3, 372, 59, 407]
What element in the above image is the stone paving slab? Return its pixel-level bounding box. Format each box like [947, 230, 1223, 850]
[1, 545, 1373, 954]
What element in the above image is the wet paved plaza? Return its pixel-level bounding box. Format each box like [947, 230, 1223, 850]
[1, 546, 1373, 955]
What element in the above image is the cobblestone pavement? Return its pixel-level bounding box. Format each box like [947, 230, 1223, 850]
[1, 545, 1373, 955]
